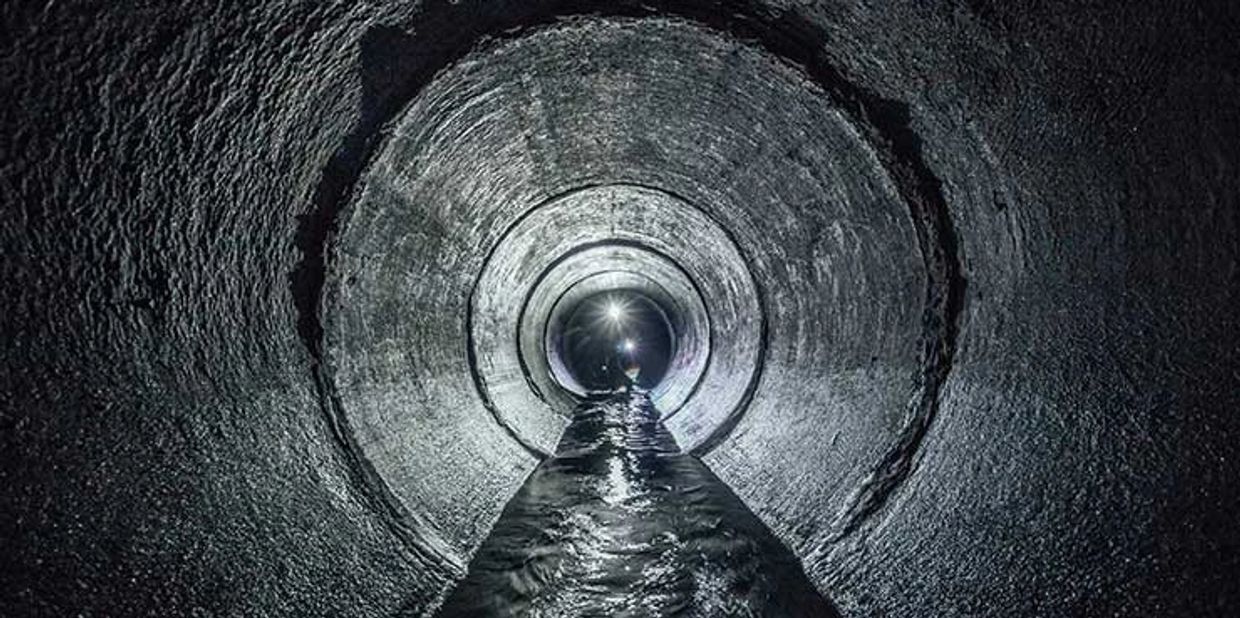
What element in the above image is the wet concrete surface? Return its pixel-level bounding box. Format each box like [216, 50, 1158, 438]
[5, 2, 1240, 615]
[437, 391, 838, 617]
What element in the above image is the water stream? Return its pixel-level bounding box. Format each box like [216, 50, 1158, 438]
[437, 391, 839, 617]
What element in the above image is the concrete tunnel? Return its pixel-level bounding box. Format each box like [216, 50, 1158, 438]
[2, 0, 1238, 615]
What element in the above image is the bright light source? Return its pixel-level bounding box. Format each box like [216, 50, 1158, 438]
[622, 339, 635, 352]
[606, 302, 624, 321]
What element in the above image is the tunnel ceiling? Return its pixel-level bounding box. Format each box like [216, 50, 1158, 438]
[3, 0, 1238, 616]
[325, 13, 948, 568]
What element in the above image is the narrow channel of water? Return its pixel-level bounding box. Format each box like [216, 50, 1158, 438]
[437, 391, 838, 617]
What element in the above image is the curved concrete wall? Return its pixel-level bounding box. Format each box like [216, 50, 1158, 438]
[3, 1, 1237, 616]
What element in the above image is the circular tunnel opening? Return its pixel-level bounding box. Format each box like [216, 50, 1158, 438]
[557, 290, 675, 392]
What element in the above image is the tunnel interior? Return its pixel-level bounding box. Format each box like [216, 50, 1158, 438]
[3, 0, 1238, 616]
[554, 290, 676, 392]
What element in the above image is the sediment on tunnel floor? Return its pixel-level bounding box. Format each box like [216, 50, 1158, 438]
[433, 392, 839, 617]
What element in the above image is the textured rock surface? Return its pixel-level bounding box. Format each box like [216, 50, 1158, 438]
[2, 1, 1237, 616]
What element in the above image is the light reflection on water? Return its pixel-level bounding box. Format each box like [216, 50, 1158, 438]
[436, 392, 838, 617]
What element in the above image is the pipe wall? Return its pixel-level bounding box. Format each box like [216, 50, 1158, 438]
[3, 1, 1237, 616]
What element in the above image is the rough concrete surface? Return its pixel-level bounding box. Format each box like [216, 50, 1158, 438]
[2, 1, 1238, 616]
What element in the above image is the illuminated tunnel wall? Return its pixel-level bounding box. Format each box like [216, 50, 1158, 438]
[2, 0, 1237, 616]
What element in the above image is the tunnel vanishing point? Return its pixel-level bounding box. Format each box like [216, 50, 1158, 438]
[2, 1, 1239, 616]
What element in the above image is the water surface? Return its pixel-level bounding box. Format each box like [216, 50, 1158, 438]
[437, 392, 839, 617]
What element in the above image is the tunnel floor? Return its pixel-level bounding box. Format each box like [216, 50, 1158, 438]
[437, 392, 838, 617]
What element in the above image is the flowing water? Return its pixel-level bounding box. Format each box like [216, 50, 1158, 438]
[437, 391, 839, 617]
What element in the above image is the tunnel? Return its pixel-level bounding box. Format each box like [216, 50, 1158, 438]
[2, 0, 1238, 616]
[552, 288, 676, 391]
